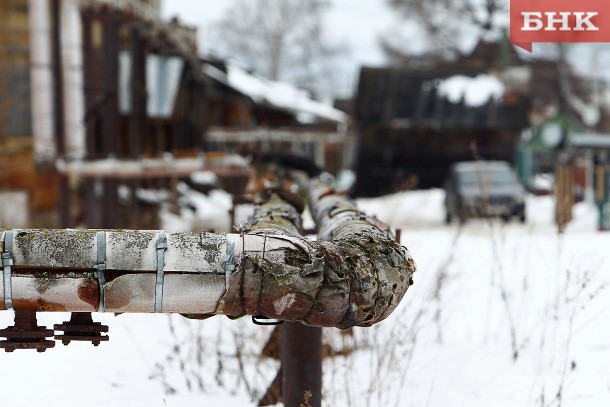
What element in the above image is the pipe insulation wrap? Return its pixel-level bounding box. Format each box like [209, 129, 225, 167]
[305, 177, 415, 327]
[0, 229, 308, 315]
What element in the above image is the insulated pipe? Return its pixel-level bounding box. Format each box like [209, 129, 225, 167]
[305, 175, 415, 327]
[221, 189, 414, 328]
[0, 192, 414, 328]
[0, 227, 313, 316]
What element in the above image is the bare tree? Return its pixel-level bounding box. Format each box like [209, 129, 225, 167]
[213, 0, 346, 98]
[381, 0, 508, 64]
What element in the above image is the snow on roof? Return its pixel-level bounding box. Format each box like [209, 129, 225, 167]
[438, 74, 505, 107]
[204, 62, 347, 125]
[499, 66, 532, 89]
[190, 170, 219, 186]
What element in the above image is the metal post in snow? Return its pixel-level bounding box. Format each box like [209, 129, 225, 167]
[281, 322, 322, 407]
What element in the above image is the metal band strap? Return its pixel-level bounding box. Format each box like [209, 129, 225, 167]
[92, 231, 106, 313]
[2, 231, 14, 310]
[222, 241, 235, 290]
[154, 232, 167, 313]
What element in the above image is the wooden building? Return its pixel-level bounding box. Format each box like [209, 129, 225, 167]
[351, 39, 597, 197]
[0, 0, 212, 228]
[1, 0, 347, 229]
[352, 64, 530, 196]
[0, 0, 58, 226]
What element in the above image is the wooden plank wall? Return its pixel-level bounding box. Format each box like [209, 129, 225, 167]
[0, 1, 58, 214]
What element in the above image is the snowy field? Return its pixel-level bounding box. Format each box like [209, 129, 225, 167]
[1, 190, 609, 406]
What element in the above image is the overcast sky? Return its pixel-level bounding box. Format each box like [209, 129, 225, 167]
[161, 0, 398, 97]
[160, 1, 610, 101]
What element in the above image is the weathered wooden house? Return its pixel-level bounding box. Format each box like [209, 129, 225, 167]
[351, 39, 596, 197]
[0, 0, 58, 227]
[1, 0, 348, 229]
[352, 66, 530, 195]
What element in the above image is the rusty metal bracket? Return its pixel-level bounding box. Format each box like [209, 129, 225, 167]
[2, 230, 14, 310]
[154, 232, 167, 312]
[92, 231, 106, 312]
[54, 312, 109, 346]
[0, 309, 55, 352]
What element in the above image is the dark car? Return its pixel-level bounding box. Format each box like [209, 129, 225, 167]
[444, 161, 526, 223]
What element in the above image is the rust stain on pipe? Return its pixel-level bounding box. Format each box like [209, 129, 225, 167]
[77, 278, 100, 310]
[12, 299, 67, 312]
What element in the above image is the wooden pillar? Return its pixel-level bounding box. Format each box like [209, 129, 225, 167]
[82, 10, 96, 156]
[100, 10, 120, 228]
[130, 27, 146, 157]
[128, 27, 146, 228]
[50, 0, 71, 227]
[555, 163, 574, 233]
[81, 9, 101, 228]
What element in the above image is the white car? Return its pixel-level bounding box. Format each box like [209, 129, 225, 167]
[444, 161, 527, 223]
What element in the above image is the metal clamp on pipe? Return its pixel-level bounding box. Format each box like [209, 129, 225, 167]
[154, 232, 167, 313]
[222, 240, 235, 290]
[92, 231, 106, 312]
[2, 231, 14, 310]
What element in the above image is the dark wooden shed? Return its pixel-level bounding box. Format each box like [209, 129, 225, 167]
[352, 65, 531, 196]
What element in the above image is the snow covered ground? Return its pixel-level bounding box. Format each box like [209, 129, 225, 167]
[1, 190, 609, 406]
